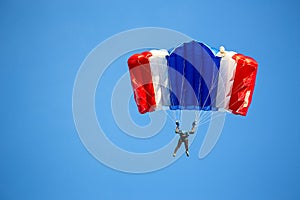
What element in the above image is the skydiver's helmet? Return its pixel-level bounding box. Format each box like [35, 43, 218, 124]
[175, 121, 180, 127]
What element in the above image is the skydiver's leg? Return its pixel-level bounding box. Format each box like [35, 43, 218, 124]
[184, 140, 189, 157]
[184, 140, 188, 151]
[173, 139, 183, 157]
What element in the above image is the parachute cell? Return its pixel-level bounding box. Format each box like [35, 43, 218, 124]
[127, 52, 156, 114]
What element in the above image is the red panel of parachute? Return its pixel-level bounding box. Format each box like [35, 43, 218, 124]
[127, 52, 156, 114]
[229, 54, 258, 116]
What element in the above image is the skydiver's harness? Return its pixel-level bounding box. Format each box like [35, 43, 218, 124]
[175, 129, 190, 141]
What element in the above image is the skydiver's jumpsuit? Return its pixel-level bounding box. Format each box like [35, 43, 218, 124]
[173, 126, 195, 155]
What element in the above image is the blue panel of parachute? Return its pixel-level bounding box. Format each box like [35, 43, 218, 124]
[167, 41, 221, 111]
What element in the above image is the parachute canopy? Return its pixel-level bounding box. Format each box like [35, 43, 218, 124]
[127, 41, 258, 116]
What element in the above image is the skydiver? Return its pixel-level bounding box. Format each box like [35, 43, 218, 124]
[173, 120, 197, 157]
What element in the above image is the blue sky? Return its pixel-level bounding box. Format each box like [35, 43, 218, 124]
[1, 0, 300, 199]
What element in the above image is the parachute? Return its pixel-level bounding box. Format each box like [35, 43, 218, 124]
[127, 40, 258, 117]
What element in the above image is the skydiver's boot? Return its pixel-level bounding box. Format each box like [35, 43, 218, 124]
[173, 153, 176, 157]
[186, 151, 189, 157]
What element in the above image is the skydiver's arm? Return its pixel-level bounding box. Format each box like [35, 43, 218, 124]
[189, 121, 197, 134]
[189, 127, 196, 134]
[175, 121, 180, 133]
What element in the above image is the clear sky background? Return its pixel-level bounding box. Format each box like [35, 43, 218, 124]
[1, 0, 300, 199]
